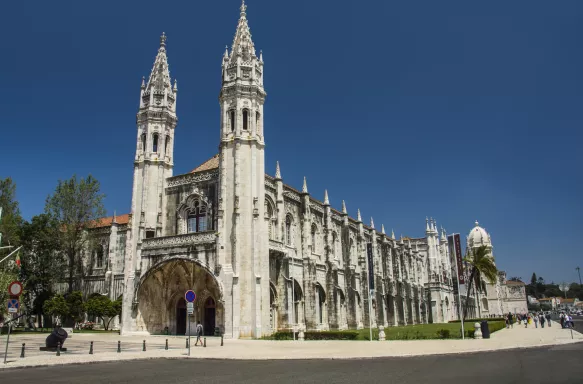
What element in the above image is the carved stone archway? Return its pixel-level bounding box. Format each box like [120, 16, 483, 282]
[134, 258, 224, 335]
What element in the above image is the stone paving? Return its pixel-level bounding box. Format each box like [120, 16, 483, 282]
[0, 325, 581, 369]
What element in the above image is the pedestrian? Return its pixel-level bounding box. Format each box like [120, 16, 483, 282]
[560, 313, 565, 328]
[507, 312, 513, 329]
[539, 313, 545, 328]
[545, 312, 551, 327]
[194, 321, 204, 346]
[533, 314, 539, 328]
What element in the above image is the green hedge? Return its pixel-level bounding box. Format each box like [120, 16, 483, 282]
[267, 330, 359, 340]
[449, 318, 505, 323]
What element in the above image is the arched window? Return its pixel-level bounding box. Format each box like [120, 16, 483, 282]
[265, 201, 274, 240]
[242, 109, 249, 130]
[229, 110, 235, 132]
[350, 238, 355, 265]
[285, 215, 292, 246]
[311, 224, 317, 254]
[152, 133, 159, 152]
[187, 201, 208, 233]
[316, 284, 326, 324]
[141, 133, 146, 151]
[95, 246, 104, 268]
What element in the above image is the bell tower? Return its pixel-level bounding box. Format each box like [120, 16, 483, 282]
[121, 33, 177, 334]
[217, 0, 269, 338]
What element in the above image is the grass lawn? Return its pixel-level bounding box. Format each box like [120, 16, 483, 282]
[356, 321, 505, 340]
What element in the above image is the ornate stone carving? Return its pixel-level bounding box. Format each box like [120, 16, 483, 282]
[283, 189, 301, 202]
[166, 170, 218, 188]
[141, 232, 217, 250]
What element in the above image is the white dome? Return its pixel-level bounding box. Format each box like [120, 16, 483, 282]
[467, 220, 492, 249]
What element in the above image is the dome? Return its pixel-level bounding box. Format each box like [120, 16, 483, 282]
[467, 220, 492, 249]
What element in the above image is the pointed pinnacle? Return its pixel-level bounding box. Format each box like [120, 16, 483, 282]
[160, 32, 167, 47]
[323, 190, 330, 205]
[302, 177, 308, 194]
[113, 210, 117, 224]
[370, 217, 375, 229]
[342, 200, 347, 214]
[173, 79, 178, 91]
[357, 209, 362, 222]
[241, 0, 247, 15]
[224, 45, 229, 59]
[275, 161, 282, 179]
[381, 224, 386, 234]
[141, 76, 146, 89]
[259, 50, 263, 62]
[391, 229, 395, 240]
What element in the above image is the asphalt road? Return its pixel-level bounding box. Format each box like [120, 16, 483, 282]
[2, 342, 583, 384]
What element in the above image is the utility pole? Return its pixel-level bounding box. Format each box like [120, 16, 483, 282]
[576, 267, 582, 286]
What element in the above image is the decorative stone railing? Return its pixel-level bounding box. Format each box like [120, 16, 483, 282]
[142, 232, 217, 250]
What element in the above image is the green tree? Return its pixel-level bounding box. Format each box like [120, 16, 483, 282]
[65, 291, 85, 323]
[85, 295, 122, 330]
[463, 245, 498, 320]
[43, 294, 69, 324]
[45, 175, 106, 292]
[0, 178, 23, 319]
[508, 276, 523, 282]
[19, 214, 65, 323]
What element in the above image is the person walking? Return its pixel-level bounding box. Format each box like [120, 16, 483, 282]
[539, 313, 545, 328]
[533, 314, 539, 328]
[507, 312, 513, 329]
[194, 321, 204, 346]
[545, 312, 551, 327]
[560, 313, 565, 329]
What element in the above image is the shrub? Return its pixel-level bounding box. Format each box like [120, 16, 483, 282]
[436, 329, 451, 339]
[449, 318, 504, 323]
[267, 330, 358, 340]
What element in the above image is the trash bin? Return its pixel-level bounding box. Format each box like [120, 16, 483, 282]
[481, 321, 490, 339]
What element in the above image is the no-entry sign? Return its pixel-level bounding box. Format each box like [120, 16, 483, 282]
[185, 290, 196, 303]
[8, 281, 23, 297]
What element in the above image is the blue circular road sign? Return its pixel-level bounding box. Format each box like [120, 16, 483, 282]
[185, 290, 196, 303]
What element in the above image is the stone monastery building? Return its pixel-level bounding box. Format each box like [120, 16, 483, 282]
[86, 2, 526, 338]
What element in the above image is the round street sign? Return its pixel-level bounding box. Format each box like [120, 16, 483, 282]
[8, 281, 23, 297]
[185, 290, 196, 303]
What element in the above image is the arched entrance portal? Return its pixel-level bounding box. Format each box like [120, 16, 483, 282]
[136, 258, 223, 335]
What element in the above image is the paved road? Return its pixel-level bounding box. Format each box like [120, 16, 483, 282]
[2, 342, 583, 384]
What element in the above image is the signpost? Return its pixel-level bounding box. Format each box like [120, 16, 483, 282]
[4, 281, 22, 364]
[185, 290, 196, 356]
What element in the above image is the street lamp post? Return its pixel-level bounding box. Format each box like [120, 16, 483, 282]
[576, 267, 582, 286]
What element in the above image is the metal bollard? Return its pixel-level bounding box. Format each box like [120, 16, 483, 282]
[165, 339, 168, 350]
[20, 343, 25, 358]
[221, 335, 223, 346]
[203, 337, 206, 348]
[56, 343, 61, 356]
[186, 338, 189, 348]
[143, 340, 146, 352]
[89, 341, 94, 354]
[117, 341, 121, 353]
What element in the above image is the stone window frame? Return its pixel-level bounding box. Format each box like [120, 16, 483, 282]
[264, 197, 276, 241]
[177, 193, 212, 235]
[285, 214, 293, 246]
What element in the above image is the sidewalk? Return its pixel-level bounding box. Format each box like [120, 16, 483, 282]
[1, 325, 581, 369]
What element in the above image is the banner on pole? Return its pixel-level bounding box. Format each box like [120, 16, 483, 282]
[366, 243, 374, 290]
[454, 234, 465, 284]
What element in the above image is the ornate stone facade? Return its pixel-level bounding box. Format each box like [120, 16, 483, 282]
[79, 1, 525, 338]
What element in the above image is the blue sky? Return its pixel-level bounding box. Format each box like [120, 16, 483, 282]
[1, 0, 581, 284]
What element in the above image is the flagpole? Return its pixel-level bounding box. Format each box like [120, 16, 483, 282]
[0, 246, 22, 265]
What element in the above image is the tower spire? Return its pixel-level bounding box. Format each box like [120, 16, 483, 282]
[323, 190, 330, 205]
[342, 200, 347, 214]
[381, 224, 385, 234]
[370, 217, 375, 229]
[275, 161, 282, 179]
[145, 32, 173, 95]
[357, 209, 362, 222]
[302, 177, 308, 194]
[228, 0, 256, 64]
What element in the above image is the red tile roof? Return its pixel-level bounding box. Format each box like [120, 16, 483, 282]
[506, 280, 526, 285]
[190, 154, 219, 173]
[92, 214, 130, 228]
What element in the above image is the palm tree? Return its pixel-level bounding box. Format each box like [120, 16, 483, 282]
[462, 245, 498, 320]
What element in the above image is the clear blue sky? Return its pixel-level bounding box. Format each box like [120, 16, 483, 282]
[1, 0, 581, 284]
